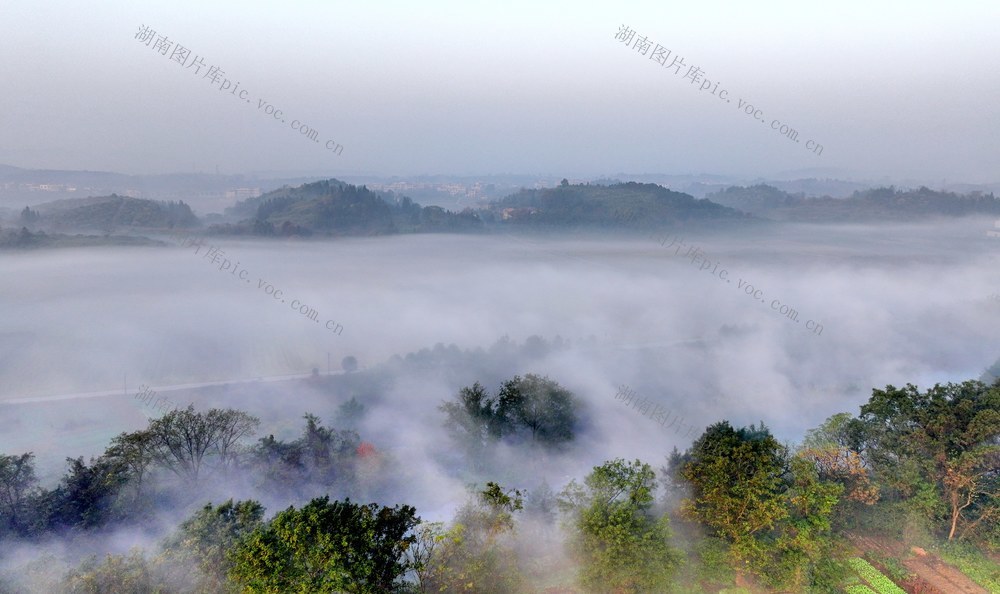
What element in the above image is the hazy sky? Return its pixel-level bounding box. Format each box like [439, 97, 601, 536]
[1, 1, 998, 181]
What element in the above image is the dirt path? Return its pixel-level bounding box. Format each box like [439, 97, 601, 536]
[849, 534, 989, 594]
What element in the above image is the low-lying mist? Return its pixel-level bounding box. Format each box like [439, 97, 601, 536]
[1, 217, 999, 587]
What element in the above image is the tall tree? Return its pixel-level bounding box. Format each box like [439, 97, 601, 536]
[856, 381, 1000, 541]
[229, 496, 419, 593]
[440, 382, 498, 468]
[41, 456, 129, 531]
[0, 452, 37, 536]
[678, 422, 789, 547]
[495, 374, 577, 446]
[675, 422, 844, 590]
[423, 482, 526, 594]
[147, 406, 259, 483]
[799, 413, 879, 506]
[559, 459, 680, 593]
[163, 499, 265, 593]
[104, 430, 156, 500]
[440, 376, 580, 470]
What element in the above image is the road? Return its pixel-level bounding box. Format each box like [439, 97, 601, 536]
[1, 370, 344, 406]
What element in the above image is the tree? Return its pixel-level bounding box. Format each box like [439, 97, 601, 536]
[41, 455, 130, 531]
[440, 376, 580, 469]
[104, 430, 156, 501]
[249, 415, 360, 494]
[674, 422, 844, 590]
[336, 397, 366, 428]
[422, 482, 525, 594]
[558, 459, 680, 593]
[678, 422, 789, 548]
[229, 496, 419, 593]
[404, 522, 445, 593]
[342, 356, 359, 373]
[163, 499, 265, 593]
[62, 549, 174, 594]
[146, 406, 259, 483]
[300, 413, 359, 484]
[19, 206, 39, 224]
[495, 374, 577, 446]
[440, 382, 498, 468]
[799, 413, 879, 506]
[0, 452, 38, 536]
[764, 456, 845, 592]
[855, 381, 1000, 541]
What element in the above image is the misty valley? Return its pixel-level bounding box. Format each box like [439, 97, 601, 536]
[0, 176, 998, 593]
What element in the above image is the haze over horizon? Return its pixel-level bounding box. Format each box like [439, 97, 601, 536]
[2, 3, 999, 593]
[2, 1, 999, 182]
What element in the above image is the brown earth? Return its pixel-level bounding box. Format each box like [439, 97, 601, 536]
[849, 534, 989, 594]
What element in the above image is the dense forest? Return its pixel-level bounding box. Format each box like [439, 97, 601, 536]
[1, 364, 996, 593]
[19, 195, 199, 232]
[486, 180, 747, 229]
[214, 179, 483, 237]
[7, 180, 1000, 250]
[706, 184, 1000, 221]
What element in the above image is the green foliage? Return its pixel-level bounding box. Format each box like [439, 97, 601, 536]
[936, 541, 1000, 592]
[856, 381, 1000, 542]
[37, 455, 131, 531]
[248, 413, 360, 491]
[229, 496, 419, 593]
[691, 537, 735, 586]
[146, 406, 260, 483]
[422, 482, 526, 593]
[162, 499, 265, 593]
[0, 452, 37, 536]
[678, 422, 789, 546]
[440, 375, 579, 470]
[39, 195, 198, 231]
[675, 422, 845, 591]
[862, 551, 910, 584]
[496, 181, 742, 228]
[706, 184, 1000, 221]
[559, 459, 681, 593]
[336, 397, 366, 428]
[494, 374, 577, 446]
[846, 557, 905, 594]
[217, 179, 481, 236]
[62, 549, 175, 594]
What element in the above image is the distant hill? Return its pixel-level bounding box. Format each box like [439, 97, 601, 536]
[486, 181, 746, 228]
[212, 179, 483, 237]
[24, 195, 198, 232]
[704, 184, 807, 217]
[0, 226, 165, 249]
[707, 184, 1000, 221]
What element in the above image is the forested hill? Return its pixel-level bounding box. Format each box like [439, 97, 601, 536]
[487, 180, 746, 227]
[24, 195, 198, 231]
[707, 183, 1000, 221]
[214, 179, 483, 237]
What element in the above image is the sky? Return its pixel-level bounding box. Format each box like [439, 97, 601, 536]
[1, 0, 999, 181]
